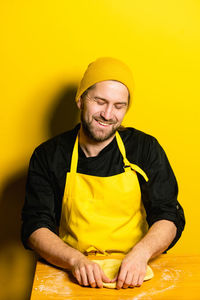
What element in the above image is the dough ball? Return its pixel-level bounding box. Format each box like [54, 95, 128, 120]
[93, 258, 154, 289]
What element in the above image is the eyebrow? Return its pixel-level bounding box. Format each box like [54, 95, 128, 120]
[94, 96, 128, 105]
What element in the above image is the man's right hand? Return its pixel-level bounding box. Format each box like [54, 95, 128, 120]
[69, 255, 111, 288]
[28, 228, 111, 288]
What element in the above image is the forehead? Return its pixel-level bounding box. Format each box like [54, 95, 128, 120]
[88, 80, 129, 101]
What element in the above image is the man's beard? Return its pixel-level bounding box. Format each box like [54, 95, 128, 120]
[80, 112, 119, 142]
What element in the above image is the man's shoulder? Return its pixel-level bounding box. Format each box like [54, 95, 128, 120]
[118, 126, 162, 172]
[33, 124, 80, 156]
[119, 126, 158, 145]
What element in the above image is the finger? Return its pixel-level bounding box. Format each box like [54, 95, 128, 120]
[85, 264, 96, 288]
[73, 268, 82, 285]
[93, 265, 103, 288]
[131, 273, 140, 288]
[123, 271, 133, 289]
[80, 267, 89, 286]
[116, 268, 127, 290]
[88, 273, 96, 288]
[137, 272, 146, 287]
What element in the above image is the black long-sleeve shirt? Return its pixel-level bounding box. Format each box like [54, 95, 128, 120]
[21, 123, 185, 251]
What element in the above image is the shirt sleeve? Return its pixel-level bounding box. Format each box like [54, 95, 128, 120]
[21, 146, 57, 249]
[141, 136, 185, 251]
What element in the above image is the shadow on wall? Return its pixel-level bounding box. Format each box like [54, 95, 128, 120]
[47, 84, 80, 137]
[0, 172, 36, 300]
[0, 84, 79, 300]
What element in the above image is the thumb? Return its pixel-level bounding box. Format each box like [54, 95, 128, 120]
[110, 275, 118, 283]
[101, 269, 112, 283]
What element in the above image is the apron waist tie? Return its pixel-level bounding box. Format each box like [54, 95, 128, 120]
[84, 246, 109, 256]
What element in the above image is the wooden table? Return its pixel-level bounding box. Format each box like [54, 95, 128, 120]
[30, 254, 200, 300]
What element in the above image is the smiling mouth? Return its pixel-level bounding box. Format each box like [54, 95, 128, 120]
[95, 119, 114, 127]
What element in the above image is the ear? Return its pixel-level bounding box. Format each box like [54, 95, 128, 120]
[76, 97, 82, 110]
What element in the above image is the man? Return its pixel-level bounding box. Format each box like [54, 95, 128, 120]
[21, 57, 185, 289]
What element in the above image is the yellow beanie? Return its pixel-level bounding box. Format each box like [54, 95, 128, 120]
[75, 57, 134, 109]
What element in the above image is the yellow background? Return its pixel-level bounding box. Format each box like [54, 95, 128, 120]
[0, 1, 200, 299]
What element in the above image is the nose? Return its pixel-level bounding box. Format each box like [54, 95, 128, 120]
[100, 104, 113, 120]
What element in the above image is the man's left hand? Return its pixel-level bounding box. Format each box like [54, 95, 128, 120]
[111, 250, 149, 289]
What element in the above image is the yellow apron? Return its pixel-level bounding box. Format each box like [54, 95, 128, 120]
[59, 131, 149, 255]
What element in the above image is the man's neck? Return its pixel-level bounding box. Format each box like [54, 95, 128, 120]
[78, 126, 116, 158]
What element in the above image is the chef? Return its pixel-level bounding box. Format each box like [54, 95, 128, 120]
[21, 57, 185, 289]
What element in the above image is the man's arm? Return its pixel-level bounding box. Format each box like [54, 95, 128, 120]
[28, 228, 112, 288]
[113, 134, 185, 289]
[23, 146, 112, 288]
[113, 219, 177, 289]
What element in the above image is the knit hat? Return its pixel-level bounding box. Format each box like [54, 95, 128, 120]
[75, 57, 134, 110]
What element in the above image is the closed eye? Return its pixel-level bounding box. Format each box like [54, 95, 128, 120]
[94, 98, 106, 105]
[115, 103, 127, 109]
[93, 96, 127, 109]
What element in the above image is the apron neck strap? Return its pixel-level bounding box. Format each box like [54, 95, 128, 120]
[70, 131, 127, 173]
[70, 134, 79, 173]
[115, 131, 130, 167]
[115, 132, 149, 181]
[69, 130, 149, 182]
